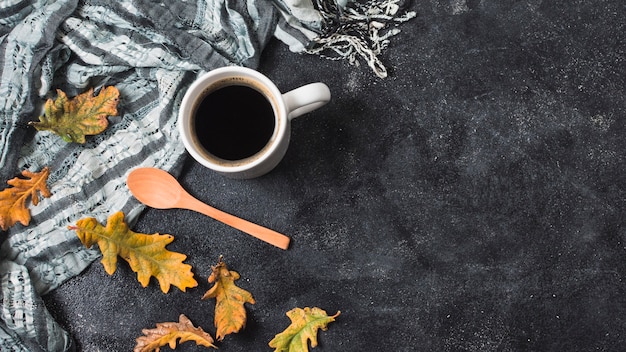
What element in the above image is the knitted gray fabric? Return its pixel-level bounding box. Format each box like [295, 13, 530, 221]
[0, 0, 413, 350]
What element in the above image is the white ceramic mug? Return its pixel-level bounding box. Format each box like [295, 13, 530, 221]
[179, 66, 331, 179]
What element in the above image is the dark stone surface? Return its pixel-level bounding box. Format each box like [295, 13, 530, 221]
[44, 1, 626, 351]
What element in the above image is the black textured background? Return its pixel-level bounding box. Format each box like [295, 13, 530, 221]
[45, 1, 626, 351]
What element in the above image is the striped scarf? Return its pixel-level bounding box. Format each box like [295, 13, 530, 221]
[0, 0, 413, 350]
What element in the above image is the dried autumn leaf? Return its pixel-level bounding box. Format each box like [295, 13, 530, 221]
[201, 257, 255, 340]
[269, 307, 341, 352]
[0, 167, 51, 230]
[134, 314, 217, 352]
[69, 211, 197, 293]
[29, 86, 119, 143]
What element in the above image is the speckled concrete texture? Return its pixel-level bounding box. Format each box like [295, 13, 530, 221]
[45, 1, 626, 351]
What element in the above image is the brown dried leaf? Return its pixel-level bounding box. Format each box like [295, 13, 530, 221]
[134, 314, 217, 352]
[0, 167, 51, 230]
[69, 211, 198, 293]
[202, 257, 255, 340]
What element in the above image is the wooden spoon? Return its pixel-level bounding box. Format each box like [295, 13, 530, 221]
[126, 167, 290, 250]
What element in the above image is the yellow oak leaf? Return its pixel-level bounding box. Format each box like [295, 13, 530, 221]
[29, 86, 119, 143]
[0, 167, 51, 230]
[134, 314, 217, 352]
[201, 257, 255, 340]
[269, 307, 341, 352]
[69, 211, 197, 293]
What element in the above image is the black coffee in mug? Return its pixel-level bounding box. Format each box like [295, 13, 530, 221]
[193, 84, 275, 161]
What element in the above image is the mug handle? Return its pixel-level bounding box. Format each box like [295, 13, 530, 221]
[282, 82, 331, 120]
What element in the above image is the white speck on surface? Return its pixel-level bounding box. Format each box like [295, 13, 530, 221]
[451, 0, 469, 14]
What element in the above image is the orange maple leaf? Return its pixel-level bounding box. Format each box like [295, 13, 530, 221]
[69, 211, 198, 293]
[29, 86, 119, 143]
[202, 257, 255, 340]
[269, 307, 341, 352]
[134, 314, 217, 352]
[0, 167, 51, 230]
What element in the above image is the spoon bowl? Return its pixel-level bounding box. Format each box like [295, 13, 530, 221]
[127, 167, 290, 250]
[127, 168, 183, 209]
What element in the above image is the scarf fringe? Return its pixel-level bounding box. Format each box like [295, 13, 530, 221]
[308, 0, 416, 78]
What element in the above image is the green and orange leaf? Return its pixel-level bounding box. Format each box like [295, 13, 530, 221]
[269, 307, 340, 352]
[202, 257, 255, 340]
[69, 211, 197, 293]
[134, 314, 217, 352]
[0, 167, 51, 230]
[30, 86, 119, 143]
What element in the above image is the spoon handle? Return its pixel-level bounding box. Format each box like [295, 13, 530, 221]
[181, 195, 290, 250]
